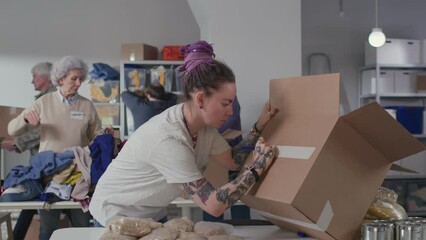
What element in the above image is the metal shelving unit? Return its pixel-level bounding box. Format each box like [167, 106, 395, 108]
[119, 60, 184, 139]
[359, 64, 426, 107]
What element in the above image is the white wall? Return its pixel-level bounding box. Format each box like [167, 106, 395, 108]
[0, 0, 199, 108]
[188, 0, 301, 131]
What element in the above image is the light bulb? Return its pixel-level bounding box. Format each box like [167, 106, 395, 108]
[368, 28, 386, 47]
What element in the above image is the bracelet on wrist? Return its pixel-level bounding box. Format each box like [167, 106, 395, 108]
[251, 122, 261, 137]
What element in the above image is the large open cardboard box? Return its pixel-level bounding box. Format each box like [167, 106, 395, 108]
[242, 73, 426, 240]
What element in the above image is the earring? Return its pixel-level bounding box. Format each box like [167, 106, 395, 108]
[199, 105, 203, 109]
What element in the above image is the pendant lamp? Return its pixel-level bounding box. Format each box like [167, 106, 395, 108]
[368, 0, 386, 47]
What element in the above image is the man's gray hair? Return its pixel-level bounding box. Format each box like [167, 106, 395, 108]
[31, 62, 52, 78]
[50, 56, 88, 87]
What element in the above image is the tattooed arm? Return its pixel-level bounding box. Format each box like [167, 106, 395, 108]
[180, 137, 275, 217]
[213, 101, 279, 171]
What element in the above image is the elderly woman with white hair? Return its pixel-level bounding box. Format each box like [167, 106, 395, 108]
[8, 56, 101, 240]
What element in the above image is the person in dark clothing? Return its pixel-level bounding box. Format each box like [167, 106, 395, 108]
[121, 84, 178, 129]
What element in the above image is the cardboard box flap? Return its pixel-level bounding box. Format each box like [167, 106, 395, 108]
[341, 102, 426, 163]
[270, 73, 340, 117]
[249, 74, 340, 202]
[390, 163, 418, 173]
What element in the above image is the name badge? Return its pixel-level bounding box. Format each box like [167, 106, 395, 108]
[70, 111, 84, 120]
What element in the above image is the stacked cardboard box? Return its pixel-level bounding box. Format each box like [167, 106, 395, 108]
[0, 105, 24, 143]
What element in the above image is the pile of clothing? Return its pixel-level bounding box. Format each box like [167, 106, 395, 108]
[0, 134, 120, 211]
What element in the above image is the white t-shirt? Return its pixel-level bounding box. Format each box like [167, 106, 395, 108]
[89, 103, 230, 225]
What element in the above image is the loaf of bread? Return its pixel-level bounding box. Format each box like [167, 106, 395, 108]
[99, 230, 138, 240]
[177, 232, 207, 240]
[108, 217, 162, 237]
[375, 187, 398, 203]
[194, 221, 226, 236]
[367, 199, 407, 220]
[207, 235, 243, 240]
[164, 217, 194, 233]
[139, 227, 179, 240]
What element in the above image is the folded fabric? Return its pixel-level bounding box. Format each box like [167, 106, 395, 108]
[4, 150, 74, 188]
[52, 163, 76, 184]
[89, 63, 119, 80]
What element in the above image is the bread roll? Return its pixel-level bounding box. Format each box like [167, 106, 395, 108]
[367, 199, 407, 220]
[177, 232, 207, 240]
[207, 235, 243, 240]
[108, 217, 162, 237]
[99, 230, 138, 240]
[194, 221, 226, 236]
[164, 217, 194, 233]
[139, 227, 179, 240]
[375, 187, 398, 203]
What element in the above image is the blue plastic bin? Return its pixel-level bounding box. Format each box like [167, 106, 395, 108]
[385, 106, 424, 134]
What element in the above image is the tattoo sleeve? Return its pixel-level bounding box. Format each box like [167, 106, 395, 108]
[180, 170, 257, 208]
[231, 131, 260, 169]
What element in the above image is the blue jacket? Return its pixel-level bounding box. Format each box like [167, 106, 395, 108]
[90, 134, 115, 184]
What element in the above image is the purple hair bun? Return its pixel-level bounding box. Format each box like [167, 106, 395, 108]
[177, 40, 216, 74]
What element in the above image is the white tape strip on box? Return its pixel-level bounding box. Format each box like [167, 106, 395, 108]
[276, 145, 315, 160]
[258, 200, 334, 232]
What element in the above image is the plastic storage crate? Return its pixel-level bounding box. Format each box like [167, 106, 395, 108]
[89, 80, 120, 103]
[385, 106, 424, 134]
[161, 46, 185, 60]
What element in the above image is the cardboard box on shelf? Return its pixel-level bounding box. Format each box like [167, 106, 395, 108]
[241, 73, 425, 240]
[416, 75, 426, 92]
[394, 70, 417, 93]
[0, 105, 24, 142]
[121, 43, 158, 61]
[361, 69, 395, 94]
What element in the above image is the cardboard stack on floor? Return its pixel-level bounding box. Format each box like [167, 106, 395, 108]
[0, 106, 24, 146]
[241, 73, 425, 240]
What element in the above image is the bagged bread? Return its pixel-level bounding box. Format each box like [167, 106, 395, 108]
[376, 187, 398, 203]
[164, 217, 194, 233]
[364, 186, 407, 220]
[99, 230, 138, 240]
[139, 227, 179, 240]
[194, 221, 226, 236]
[177, 232, 207, 240]
[108, 217, 162, 237]
[208, 235, 243, 240]
[367, 199, 407, 220]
